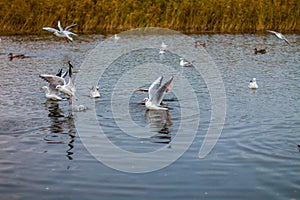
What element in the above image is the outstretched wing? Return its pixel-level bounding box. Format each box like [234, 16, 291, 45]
[148, 76, 163, 100]
[42, 27, 58, 33]
[58, 20, 63, 32]
[151, 76, 173, 105]
[65, 23, 77, 31]
[39, 74, 65, 87]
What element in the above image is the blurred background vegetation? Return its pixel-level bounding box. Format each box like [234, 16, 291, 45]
[0, 0, 299, 35]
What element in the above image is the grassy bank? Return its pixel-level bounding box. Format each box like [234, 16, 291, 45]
[0, 0, 299, 35]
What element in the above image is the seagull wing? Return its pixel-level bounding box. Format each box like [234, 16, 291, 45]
[65, 31, 77, 36]
[39, 74, 66, 87]
[151, 76, 173, 105]
[56, 68, 63, 77]
[65, 23, 77, 31]
[58, 20, 63, 32]
[148, 76, 163, 100]
[281, 35, 291, 45]
[266, 30, 277, 35]
[135, 89, 149, 94]
[42, 27, 58, 33]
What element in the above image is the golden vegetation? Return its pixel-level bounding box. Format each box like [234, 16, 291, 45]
[0, 0, 299, 35]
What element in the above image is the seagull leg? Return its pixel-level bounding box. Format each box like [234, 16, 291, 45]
[68, 98, 72, 105]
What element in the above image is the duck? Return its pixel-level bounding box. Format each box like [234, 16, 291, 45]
[194, 41, 206, 48]
[254, 48, 267, 54]
[248, 78, 258, 89]
[8, 53, 26, 60]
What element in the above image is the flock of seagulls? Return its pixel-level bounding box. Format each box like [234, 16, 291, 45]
[36, 23, 293, 109]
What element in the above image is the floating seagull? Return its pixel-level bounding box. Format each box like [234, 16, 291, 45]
[194, 41, 206, 48]
[161, 42, 167, 49]
[179, 58, 194, 67]
[90, 86, 100, 98]
[248, 78, 258, 89]
[266, 30, 291, 45]
[142, 76, 174, 110]
[43, 20, 77, 42]
[254, 48, 267, 54]
[40, 61, 77, 104]
[159, 48, 165, 55]
[114, 34, 120, 41]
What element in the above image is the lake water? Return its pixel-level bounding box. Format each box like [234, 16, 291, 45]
[0, 32, 299, 199]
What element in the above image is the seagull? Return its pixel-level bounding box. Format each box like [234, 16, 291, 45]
[142, 76, 174, 110]
[161, 42, 167, 49]
[90, 86, 100, 98]
[248, 78, 258, 89]
[254, 48, 267, 54]
[40, 61, 77, 104]
[266, 30, 291, 45]
[40, 86, 64, 101]
[159, 48, 165, 55]
[179, 58, 194, 67]
[39, 68, 68, 101]
[114, 34, 120, 41]
[43, 20, 77, 42]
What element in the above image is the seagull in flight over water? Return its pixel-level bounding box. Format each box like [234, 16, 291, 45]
[43, 20, 77, 42]
[266, 30, 291, 45]
[142, 76, 174, 110]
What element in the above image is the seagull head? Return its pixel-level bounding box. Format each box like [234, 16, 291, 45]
[141, 98, 149, 104]
[40, 86, 47, 91]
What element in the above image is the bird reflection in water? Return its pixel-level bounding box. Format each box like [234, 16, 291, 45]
[43, 100, 76, 160]
[145, 110, 173, 144]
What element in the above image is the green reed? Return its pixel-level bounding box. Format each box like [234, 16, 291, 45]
[0, 0, 299, 35]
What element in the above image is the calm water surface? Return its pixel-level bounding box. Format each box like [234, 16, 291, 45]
[0, 33, 299, 199]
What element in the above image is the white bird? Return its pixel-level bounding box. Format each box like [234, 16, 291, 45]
[39, 68, 68, 101]
[179, 58, 194, 67]
[248, 78, 258, 89]
[40, 86, 63, 101]
[90, 86, 100, 98]
[161, 42, 167, 49]
[114, 34, 120, 41]
[43, 20, 77, 42]
[159, 48, 165, 55]
[143, 76, 174, 110]
[40, 61, 77, 104]
[266, 30, 291, 45]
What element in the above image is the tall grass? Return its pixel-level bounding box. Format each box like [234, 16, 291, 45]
[0, 0, 299, 35]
